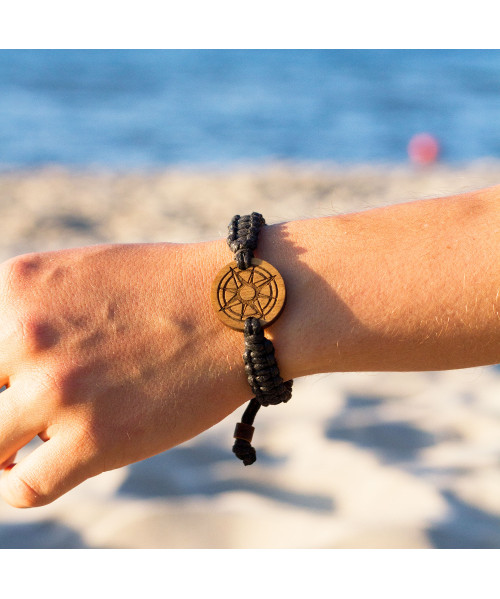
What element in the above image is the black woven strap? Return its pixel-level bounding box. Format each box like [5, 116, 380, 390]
[232, 317, 293, 465]
[227, 212, 265, 270]
[228, 213, 293, 466]
[243, 318, 293, 407]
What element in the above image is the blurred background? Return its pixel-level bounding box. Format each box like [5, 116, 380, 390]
[1, 49, 500, 169]
[1, 49, 500, 549]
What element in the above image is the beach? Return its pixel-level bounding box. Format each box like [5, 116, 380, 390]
[0, 161, 500, 548]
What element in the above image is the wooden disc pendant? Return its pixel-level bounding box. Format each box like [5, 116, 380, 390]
[211, 258, 286, 331]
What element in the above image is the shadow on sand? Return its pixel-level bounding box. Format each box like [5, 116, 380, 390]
[0, 520, 89, 549]
[427, 490, 500, 549]
[117, 441, 334, 513]
[325, 393, 436, 463]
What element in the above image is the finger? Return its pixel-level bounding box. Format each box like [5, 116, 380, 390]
[0, 452, 17, 470]
[0, 434, 98, 508]
[0, 387, 45, 465]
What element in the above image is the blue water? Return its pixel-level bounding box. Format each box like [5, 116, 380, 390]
[1, 49, 500, 169]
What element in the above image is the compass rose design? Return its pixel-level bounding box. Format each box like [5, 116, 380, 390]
[211, 258, 286, 331]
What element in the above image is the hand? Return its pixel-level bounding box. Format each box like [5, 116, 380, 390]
[0, 241, 251, 507]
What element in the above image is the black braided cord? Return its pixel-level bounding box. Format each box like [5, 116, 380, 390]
[228, 213, 293, 465]
[227, 212, 265, 270]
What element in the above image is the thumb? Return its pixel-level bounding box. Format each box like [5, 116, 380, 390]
[0, 436, 96, 508]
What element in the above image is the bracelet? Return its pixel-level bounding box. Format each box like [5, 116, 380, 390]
[211, 212, 293, 465]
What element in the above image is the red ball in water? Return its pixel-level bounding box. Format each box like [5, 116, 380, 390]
[408, 133, 440, 165]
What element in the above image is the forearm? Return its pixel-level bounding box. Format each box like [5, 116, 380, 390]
[1, 183, 499, 507]
[203, 184, 500, 379]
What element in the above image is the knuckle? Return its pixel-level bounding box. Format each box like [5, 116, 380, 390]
[3, 472, 50, 509]
[0, 254, 62, 357]
[18, 316, 60, 355]
[3, 254, 42, 293]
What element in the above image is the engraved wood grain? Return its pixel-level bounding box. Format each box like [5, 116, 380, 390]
[211, 258, 286, 331]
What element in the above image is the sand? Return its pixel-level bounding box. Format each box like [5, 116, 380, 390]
[0, 161, 500, 548]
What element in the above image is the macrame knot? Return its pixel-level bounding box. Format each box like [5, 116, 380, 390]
[227, 212, 265, 270]
[243, 317, 293, 407]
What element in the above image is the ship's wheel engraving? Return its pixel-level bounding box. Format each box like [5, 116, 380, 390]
[211, 258, 286, 331]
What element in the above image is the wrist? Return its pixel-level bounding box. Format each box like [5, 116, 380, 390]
[254, 219, 354, 378]
[200, 218, 349, 382]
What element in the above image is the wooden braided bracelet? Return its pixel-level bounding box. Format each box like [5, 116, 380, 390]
[211, 213, 293, 465]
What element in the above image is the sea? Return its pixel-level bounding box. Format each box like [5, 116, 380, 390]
[1, 49, 500, 169]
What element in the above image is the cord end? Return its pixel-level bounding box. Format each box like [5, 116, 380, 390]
[232, 438, 257, 465]
[233, 421, 257, 465]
